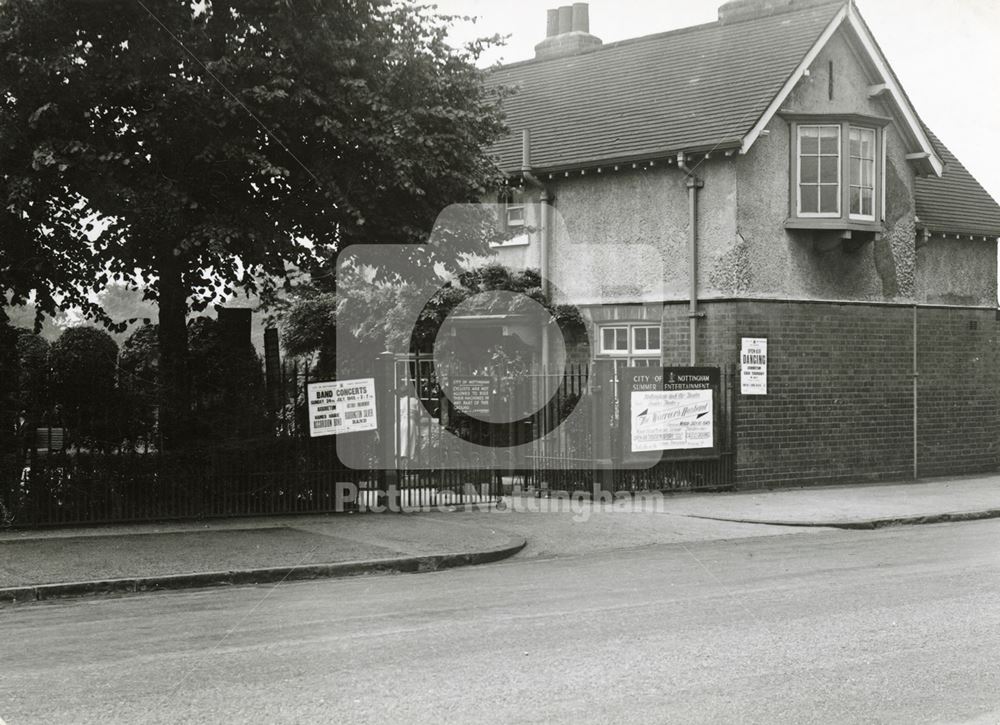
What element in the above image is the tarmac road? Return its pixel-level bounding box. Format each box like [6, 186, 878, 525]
[2, 518, 1000, 724]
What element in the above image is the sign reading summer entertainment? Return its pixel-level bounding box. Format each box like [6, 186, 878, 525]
[740, 337, 768, 395]
[620, 367, 720, 461]
[450, 377, 491, 416]
[307, 378, 377, 437]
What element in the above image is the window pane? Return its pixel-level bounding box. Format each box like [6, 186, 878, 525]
[819, 127, 839, 154]
[861, 188, 873, 216]
[820, 185, 839, 214]
[858, 128, 874, 158]
[861, 161, 872, 187]
[616, 329, 627, 349]
[850, 186, 861, 215]
[850, 158, 861, 184]
[801, 157, 818, 184]
[799, 127, 818, 154]
[850, 133, 860, 157]
[820, 157, 838, 183]
[800, 185, 818, 213]
[633, 327, 660, 351]
[602, 328, 614, 350]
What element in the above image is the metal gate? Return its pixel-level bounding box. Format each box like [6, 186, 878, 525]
[390, 355, 736, 498]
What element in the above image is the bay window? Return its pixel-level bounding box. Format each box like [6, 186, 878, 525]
[784, 114, 888, 233]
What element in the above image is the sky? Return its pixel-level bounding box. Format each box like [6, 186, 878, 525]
[429, 0, 1000, 207]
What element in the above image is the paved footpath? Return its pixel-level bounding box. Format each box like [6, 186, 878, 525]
[0, 512, 525, 602]
[653, 472, 1000, 527]
[2, 472, 998, 602]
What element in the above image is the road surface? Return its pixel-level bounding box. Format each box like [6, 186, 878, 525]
[2, 518, 999, 724]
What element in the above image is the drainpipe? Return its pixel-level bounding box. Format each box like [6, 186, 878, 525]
[521, 129, 552, 370]
[913, 304, 918, 479]
[677, 152, 705, 366]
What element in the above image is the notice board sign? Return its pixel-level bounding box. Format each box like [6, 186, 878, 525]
[450, 377, 491, 416]
[740, 337, 767, 395]
[620, 367, 720, 463]
[307, 378, 377, 437]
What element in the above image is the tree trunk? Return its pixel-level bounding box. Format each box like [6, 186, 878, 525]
[156, 245, 190, 451]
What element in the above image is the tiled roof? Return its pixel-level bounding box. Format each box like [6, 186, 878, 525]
[489, 2, 1000, 239]
[915, 130, 1000, 238]
[488, 1, 844, 173]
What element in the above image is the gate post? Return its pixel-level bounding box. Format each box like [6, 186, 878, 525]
[591, 358, 615, 501]
[376, 351, 401, 512]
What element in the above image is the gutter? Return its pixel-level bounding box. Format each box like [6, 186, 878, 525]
[677, 151, 705, 366]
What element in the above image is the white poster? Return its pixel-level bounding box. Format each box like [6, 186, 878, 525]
[740, 337, 767, 395]
[307, 379, 377, 437]
[630, 388, 714, 452]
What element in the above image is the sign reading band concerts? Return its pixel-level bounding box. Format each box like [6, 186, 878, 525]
[740, 337, 767, 395]
[307, 379, 377, 437]
[620, 367, 720, 462]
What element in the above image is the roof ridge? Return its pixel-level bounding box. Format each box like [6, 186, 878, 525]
[491, 0, 846, 72]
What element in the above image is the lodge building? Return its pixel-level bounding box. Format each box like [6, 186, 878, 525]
[487, 0, 1000, 487]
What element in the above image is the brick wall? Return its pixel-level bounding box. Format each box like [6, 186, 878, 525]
[916, 307, 1000, 476]
[658, 299, 1000, 488]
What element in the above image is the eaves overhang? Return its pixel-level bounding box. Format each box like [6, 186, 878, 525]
[505, 139, 744, 181]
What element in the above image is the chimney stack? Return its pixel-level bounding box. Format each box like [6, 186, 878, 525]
[718, 0, 842, 25]
[534, 3, 602, 60]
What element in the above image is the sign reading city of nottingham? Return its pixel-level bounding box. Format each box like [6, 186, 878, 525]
[307, 379, 377, 437]
[620, 367, 720, 462]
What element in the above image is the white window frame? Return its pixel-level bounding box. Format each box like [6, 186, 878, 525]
[849, 126, 877, 222]
[505, 203, 525, 229]
[598, 324, 661, 364]
[600, 326, 630, 355]
[796, 124, 841, 218]
[786, 115, 888, 230]
[631, 325, 661, 355]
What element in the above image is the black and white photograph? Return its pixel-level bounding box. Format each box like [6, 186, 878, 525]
[2, 0, 1000, 722]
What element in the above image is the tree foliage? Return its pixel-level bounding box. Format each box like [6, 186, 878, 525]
[284, 263, 585, 377]
[14, 327, 52, 413]
[48, 325, 120, 444]
[0, 0, 509, 444]
[121, 318, 266, 442]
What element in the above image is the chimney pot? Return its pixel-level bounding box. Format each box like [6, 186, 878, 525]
[557, 5, 573, 35]
[571, 2, 589, 33]
[546, 8, 559, 37]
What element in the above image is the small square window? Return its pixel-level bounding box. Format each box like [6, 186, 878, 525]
[633, 326, 660, 352]
[601, 327, 629, 354]
[505, 205, 524, 227]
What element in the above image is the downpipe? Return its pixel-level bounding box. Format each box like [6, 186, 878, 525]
[677, 152, 705, 366]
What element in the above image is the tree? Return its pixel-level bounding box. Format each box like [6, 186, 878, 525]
[0, 321, 19, 452]
[120, 318, 266, 444]
[0, 0, 509, 447]
[118, 322, 160, 444]
[48, 326, 119, 446]
[13, 327, 52, 414]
